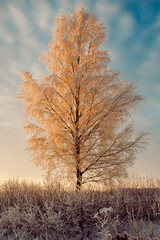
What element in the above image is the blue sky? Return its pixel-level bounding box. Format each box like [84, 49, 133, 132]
[0, 0, 160, 181]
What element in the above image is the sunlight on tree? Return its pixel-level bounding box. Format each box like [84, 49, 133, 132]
[19, 6, 146, 190]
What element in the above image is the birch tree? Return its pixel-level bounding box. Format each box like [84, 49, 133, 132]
[19, 6, 145, 189]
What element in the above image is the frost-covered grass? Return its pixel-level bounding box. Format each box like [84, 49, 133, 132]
[0, 178, 159, 239]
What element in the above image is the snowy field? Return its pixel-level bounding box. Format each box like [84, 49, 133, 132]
[0, 179, 159, 239]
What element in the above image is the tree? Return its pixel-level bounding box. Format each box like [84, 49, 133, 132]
[19, 6, 146, 190]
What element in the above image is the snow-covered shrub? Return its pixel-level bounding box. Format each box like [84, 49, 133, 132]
[94, 207, 113, 239]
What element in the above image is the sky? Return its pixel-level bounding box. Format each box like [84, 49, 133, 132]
[0, 0, 160, 182]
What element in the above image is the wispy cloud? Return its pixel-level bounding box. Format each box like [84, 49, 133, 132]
[117, 12, 135, 41]
[9, 4, 31, 38]
[31, 0, 54, 31]
[95, 0, 121, 18]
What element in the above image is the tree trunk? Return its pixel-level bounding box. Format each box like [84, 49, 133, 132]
[75, 73, 81, 190]
[76, 168, 82, 190]
[75, 135, 82, 190]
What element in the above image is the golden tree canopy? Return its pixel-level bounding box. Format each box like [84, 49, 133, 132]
[19, 6, 145, 189]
